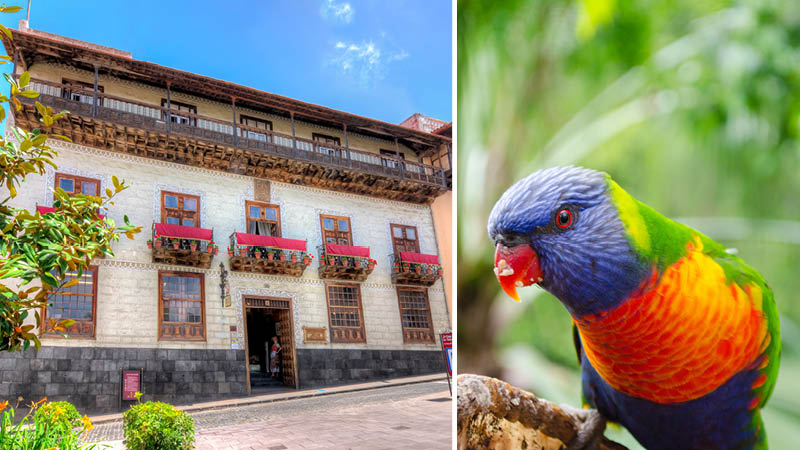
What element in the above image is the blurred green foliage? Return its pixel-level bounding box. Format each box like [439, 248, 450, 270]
[458, 0, 800, 448]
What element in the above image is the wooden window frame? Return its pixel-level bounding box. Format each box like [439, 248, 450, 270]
[312, 133, 341, 146]
[62, 78, 103, 103]
[161, 191, 201, 227]
[325, 283, 366, 344]
[396, 287, 435, 344]
[158, 271, 206, 341]
[54, 173, 101, 200]
[389, 223, 420, 254]
[161, 98, 197, 126]
[319, 214, 353, 246]
[245, 200, 281, 237]
[42, 265, 99, 339]
[239, 114, 272, 130]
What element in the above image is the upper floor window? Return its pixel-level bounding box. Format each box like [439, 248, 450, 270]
[62, 78, 103, 105]
[313, 133, 341, 157]
[320, 214, 352, 245]
[380, 149, 406, 169]
[390, 224, 419, 254]
[161, 191, 200, 227]
[246, 200, 280, 236]
[158, 271, 205, 341]
[240, 115, 273, 142]
[55, 173, 100, 198]
[161, 99, 197, 126]
[43, 266, 98, 338]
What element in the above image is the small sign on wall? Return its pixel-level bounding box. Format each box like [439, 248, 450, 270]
[121, 369, 143, 401]
[303, 326, 327, 344]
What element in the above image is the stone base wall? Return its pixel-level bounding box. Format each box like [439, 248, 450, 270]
[296, 349, 445, 388]
[0, 347, 246, 413]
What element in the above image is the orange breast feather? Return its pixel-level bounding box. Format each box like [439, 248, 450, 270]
[576, 237, 770, 404]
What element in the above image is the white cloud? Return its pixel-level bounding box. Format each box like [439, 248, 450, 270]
[320, 0, 354, 24]
[328, 40, 410, 87]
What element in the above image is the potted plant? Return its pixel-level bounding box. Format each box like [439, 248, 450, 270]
[267, 250, 275, 260]
[437, 266, 444, 276]
[254, 249, 262, 259]
[227, 246, 234, 258]
[414, 264, 422, 275]
[171, 238, 180, 250]
[279, 252, 286, 262]
[208, 241, 215, 254]
[368, 258, 377, 270]
[303, 254, 311, 265]
[213, 244, 219, 255]
[146, 239, 153, 249]
[291, 252, 298, 263]
[189, 240, 198, 252]
[426, 265, 433, 275]
[342, 257, 349, 267]
[402, 263, 410, 273]
[355, 259, 361, 269]
[327, 255, 335, 265]
[155, 238, 163, 248]
[394, 262, 400, 273]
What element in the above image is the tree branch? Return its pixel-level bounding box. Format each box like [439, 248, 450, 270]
[457, 374, 628, 450]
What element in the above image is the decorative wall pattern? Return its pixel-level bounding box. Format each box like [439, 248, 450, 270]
[153, 183, 208, 230]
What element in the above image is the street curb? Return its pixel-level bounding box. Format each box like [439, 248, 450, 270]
[91, 373, 450, 425]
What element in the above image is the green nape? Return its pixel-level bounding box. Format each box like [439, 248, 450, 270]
[606, 177, 726, 271]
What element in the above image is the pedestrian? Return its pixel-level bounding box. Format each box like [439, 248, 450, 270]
[270, 335, 282, 379]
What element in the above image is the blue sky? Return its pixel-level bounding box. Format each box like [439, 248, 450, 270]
[0, 0, 451, 124]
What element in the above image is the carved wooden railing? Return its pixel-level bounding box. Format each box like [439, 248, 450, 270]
[227, 232, 311, 277]
[25, 78, 448, 187]
[149, 223, 217, 269]
[391, 252, 443, 287]
[317, 244, 376, 282]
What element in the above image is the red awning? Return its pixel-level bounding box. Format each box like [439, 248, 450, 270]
[234, 232, 306, 251]
[400, 252, 439, 265]
[37, 205, 106, 220]
[326, 243, 370, 258]
[154, 223, 213, 241]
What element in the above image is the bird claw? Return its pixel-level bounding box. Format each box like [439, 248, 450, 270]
[559, 404, 606, 450]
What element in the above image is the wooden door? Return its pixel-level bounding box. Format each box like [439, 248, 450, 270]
[276, 308, 296, 388]
[320, 215, 352, 245]
[390, 224, 420, 254]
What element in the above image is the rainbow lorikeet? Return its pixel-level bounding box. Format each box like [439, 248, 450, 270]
[488, 166, 780, 450]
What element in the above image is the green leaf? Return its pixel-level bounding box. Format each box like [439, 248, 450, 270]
[0, 24, 11, 41]
[2, 6, 23, 13]
[19, 72, 29, 88]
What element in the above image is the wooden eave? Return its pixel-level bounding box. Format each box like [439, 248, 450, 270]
[2, 28, 451, 154]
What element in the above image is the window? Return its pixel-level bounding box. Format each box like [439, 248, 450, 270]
[325, 283, 366, 343]
[43, 266, 98, 338]
[246, 200, 281, 236]
[55, 173, 100, 198]
[161, 191, 200, 227]
[320, 214, 352, 245]
[161, 99, 197, 126]
[390, 224, 420, 254]
[313, 133, 341, 157]
[62, 78, 103, 105]
[158, 271, 205, 340]
[397, 288, 434, 343]
[380, 149, 406, 169]
[240, 115, 272, 143]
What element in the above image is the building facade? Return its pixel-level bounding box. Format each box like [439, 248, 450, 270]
[0, 23, 452, 413]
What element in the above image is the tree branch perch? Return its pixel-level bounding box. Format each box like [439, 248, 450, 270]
[457, 374, 628, 450]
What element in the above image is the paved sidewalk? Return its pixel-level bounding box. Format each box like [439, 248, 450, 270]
[91, 373, 447, 425]
[86, 378, 452, 448]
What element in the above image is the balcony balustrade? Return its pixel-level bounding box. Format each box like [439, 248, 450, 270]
[391, 252, 443, 287]
[317, 244, 376, 282]
[228, 232, 311, 277]
[24, 79, 448, 190]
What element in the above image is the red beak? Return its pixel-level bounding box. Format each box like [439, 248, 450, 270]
[494, 243, 543, 301]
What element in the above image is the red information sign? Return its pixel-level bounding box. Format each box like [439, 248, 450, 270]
[122, 370, 140, 400]
[440, 332, 452, 376]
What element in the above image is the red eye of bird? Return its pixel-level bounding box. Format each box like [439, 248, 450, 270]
[556, 209, 572, 229]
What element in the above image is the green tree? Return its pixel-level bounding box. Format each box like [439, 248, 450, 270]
[0, 5, 141, 351]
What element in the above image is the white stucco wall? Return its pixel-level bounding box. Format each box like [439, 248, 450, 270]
[3, 138, 449, 353]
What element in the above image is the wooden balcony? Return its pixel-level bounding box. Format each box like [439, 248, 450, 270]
[317, 244, 376, 282]
[17, 79, 450, 204]
[228, 232, 311, 277]
[149, 223, 217, 269]
[391, 252, 443, 287]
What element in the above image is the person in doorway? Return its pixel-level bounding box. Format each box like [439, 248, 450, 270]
[270, 335, 282, 379]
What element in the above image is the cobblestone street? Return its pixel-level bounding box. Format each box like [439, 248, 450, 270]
[89, 380, 452, 449]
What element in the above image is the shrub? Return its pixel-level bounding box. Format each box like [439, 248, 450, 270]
[0, 399, 97, 450]
[122, 401, 195, 450]
[34, 401, 82, 435]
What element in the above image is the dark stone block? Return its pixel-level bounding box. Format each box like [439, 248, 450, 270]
[35, 347, 54, 359]
[66, 348, 81, 360]
[162, 360, 175, 372]
[80, 348, 94, 360]
[156, 349, 169, 360]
